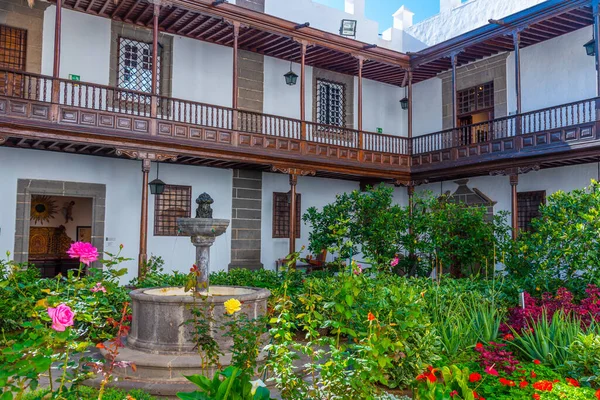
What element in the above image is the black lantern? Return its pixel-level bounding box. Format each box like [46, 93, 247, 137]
[149, 163, 166, 195]
[400, 86, 409, 110]
[284, 61, 298, 86]
[584, 39, 596, 56]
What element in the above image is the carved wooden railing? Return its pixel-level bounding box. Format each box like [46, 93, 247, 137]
[1, 69, 599, 169]
[413, 97, 598, 156]
[157, 96, 233, 130]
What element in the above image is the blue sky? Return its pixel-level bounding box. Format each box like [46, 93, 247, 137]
[314, 0, 440, 32]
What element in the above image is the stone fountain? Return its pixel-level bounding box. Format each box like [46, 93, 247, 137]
[93, 193, 270, 398]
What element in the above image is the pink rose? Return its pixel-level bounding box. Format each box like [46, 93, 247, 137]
[47, 303, 74, 332]
[67, 242, 99, 266]
[390, 257, 399, 267]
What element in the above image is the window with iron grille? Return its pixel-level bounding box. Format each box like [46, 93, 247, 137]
[272, 192, 301, 239]
[118, 37, 160, 95]
[458, 82, 494, 115]
[316, 79, 345, 127]
[517, 191, 546, 232]
[0, 25, 27, 71]
[154, 185, 191, 236]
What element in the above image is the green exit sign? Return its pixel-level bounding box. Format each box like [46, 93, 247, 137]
[376, 127, 383, 134]
[68, 74, 80, 81]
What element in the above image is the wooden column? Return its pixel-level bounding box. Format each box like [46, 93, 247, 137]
[510, 174, 519, 240]
[232, 22, 240, 130]
[150, 4, 160, 123]
[451, 52, 458, 129]
[407, 68, 413, 156]
[357, 56, 364, 153]
[513, 30, 523, 139]
[300, 41, 307, 140]
[139, 159, 151, 276]
[594, 2, 600, 98]
[51, 0, 62, 108]
[288, 174, 298, 255]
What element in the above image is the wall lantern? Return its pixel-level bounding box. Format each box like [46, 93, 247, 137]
[284, 61, 298, 86]
[340, 19, 357, 37]
[400, 86, 409, 110]
[149, 163, 166, 195]
[584, 39, 596, 56]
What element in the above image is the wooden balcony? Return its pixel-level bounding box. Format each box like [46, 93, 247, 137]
[0, 68, 599, 182]
[412, 98, 600, 181]
[0, 69, 410, 180]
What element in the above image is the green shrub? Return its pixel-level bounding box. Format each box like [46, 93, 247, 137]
[23, 386, 159, 400]
[564, 333, 600, 388]
[506, 180, 600, 296]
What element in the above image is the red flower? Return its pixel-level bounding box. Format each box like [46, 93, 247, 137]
[595, 389, 600, 400]
[475, 343, 484, 350]
[520, 381, 529, 388]
[367, 312, 375, 321]
[499, 378, 516, 387]
[469, 372, 482, 383]
[503, 333, 515, 341]
[450, 391, 458, 397]
[530, 371, 537, 378]
[533, 359, 541, 365]
[532, 380, 553, 391]
[565, 377, 580, 387]
[532, 394, 540, 400]
[485, 366, 499, 376]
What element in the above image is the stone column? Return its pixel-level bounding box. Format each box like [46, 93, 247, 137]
[192, 236, 214, 292]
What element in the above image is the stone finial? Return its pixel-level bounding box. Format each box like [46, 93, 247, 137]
[393, 6, 414, 31]
[195, 193, 214, 219]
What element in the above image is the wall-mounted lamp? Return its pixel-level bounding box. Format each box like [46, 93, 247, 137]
[400, 85, 408, 110]
[584, 39, 595, 56]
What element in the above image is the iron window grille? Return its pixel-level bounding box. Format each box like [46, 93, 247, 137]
[272, 192, 301, 239]
[154, 185, 191, 236]
[517, 191, 546, 232]
[316, 79, 346, 128]
[0, 25, 26, 71]
[117, 37, 160, 103]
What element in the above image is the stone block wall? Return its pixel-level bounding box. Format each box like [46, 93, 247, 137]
[440, 53, 509, 129]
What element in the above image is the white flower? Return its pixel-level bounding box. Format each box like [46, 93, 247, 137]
[250, 379, 266, 395]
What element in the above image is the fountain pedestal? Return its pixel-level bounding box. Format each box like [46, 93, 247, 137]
[88, 195, 270, 398]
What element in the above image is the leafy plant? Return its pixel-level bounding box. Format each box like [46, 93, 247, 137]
[564, 333, 600, 388]
[177, 366, 270, 400]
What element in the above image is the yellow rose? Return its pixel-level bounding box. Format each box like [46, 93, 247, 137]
[36, 298, 48, 308]
[224, 298, 242, 315]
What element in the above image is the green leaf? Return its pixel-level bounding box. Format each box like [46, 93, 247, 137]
[176, 391, 211, 400]
[345, 294, 353, 307]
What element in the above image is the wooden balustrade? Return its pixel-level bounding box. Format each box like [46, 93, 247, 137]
[59, 78, 152, 116]
[1, 69, 599, 169]
[237, 109, 301, 139]
[305, 121, 360, 148]
[157, 96, 233, 130]
[0, 70, 51, 102]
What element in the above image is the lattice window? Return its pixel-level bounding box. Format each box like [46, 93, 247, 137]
[458, 82, 494, 115]
[0, 25, 27, 71]
[118, 37, 160, 95]
[316, 79, 345, 127]
[154, 185, 191, 236]
[517, 191, 546, 232]
[272, 192, 301, 239]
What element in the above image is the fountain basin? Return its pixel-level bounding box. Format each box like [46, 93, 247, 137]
[127, 285, 270, 355]
[177, 218, 230, 237]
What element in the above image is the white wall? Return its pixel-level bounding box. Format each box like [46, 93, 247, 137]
[506, 26, 596, 114]
[412, 77, 443, 136]
[263, 57, 313, 120]
[31, 196, 93, 241]
[260, 172, 359, 269]
[406, 0, 546, 47]
[0, 148, 232, 283]
[417, 164, 600, 224]
[172, 37, 234, 107]
[362, 78, 406, 136]
[42, 6, 111, 85]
